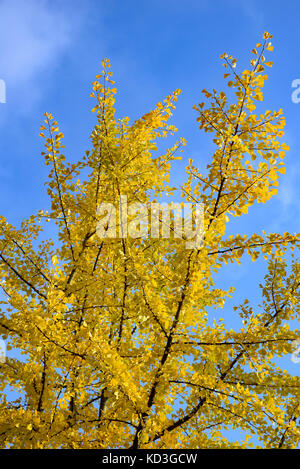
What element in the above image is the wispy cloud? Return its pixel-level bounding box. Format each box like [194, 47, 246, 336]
[229, 0, 264, 30]
[0, 0, 87, 110]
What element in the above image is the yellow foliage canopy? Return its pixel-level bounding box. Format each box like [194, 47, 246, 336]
[0, 32, 299, 449]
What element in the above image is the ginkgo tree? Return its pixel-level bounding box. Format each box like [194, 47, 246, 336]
[0, 32, 299, 449]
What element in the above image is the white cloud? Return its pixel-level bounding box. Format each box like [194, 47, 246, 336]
[264, 161, 299, 234]
[278, 173, 294, 207]
[0, 0, 86, 109]
[230, 0, 264, 28]
[277, 162, 300, 211]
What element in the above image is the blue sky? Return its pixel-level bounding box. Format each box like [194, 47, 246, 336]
[0, 0, 299, 443]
